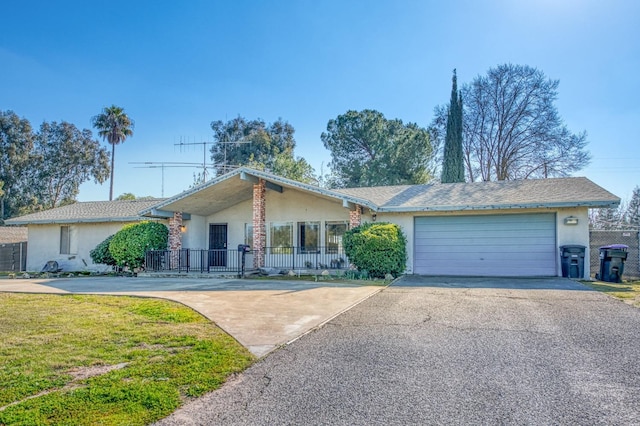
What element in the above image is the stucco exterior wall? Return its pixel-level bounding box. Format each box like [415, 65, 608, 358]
[181, 188, 353, 250]
[182, 214, 207, 249]
[179, 186, 592, 278]
[26, 222, 141, 272]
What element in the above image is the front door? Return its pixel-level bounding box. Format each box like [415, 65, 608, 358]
[209, 224, 228, 267]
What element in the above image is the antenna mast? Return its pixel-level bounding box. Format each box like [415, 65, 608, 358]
[174, 138, 216, 180]
[129, 161, 210, 197]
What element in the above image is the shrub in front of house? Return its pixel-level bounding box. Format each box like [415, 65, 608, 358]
[109, 221, 168, 269]
[89, 234, 117, 267]
[343, 222, 406, 278]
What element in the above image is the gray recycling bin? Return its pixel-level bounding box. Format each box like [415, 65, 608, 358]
[595, 244, 628, 283]
[560, 245, 585, 278]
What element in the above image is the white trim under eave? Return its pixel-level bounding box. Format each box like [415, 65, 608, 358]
[4, 217, 163, 225]
[376, 200, 620, 213]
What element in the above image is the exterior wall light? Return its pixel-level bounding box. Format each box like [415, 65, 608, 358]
[180, 225, 187, 233]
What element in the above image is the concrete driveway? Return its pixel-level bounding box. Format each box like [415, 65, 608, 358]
[0, 276, 383, 357]
[157, 275, 640, 425]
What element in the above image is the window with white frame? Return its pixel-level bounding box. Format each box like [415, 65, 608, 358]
[245, 223, 253, 248]
[325, 221, 348, 254]
[60, 225, 71, 254]
[298, 221, 320, 253]
[269, 222, 293, 254]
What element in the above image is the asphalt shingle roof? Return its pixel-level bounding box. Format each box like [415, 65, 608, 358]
[336, 177, 619, 211]
[4, 172, 620, 225]
[4, 199, 165, 225]
[0, 226, 28, 243]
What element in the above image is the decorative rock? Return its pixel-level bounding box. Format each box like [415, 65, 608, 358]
[384, 273, 394, 280]
[287, 270, 297, 276]
[259, 267, 284, 276]
[21, 273, 31, 279]
[321, 270, 330, 276]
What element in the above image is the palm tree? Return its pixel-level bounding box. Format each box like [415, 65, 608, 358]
[91, 105, 134, 200]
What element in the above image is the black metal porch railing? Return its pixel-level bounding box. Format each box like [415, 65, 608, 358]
[145, 249, 248, 274]
[145, 246, 349, 274]
[263, 246, 348, 270]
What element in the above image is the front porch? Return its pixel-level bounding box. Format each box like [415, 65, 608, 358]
[144, 246, 350, 275]
[139, 168, 372, 275]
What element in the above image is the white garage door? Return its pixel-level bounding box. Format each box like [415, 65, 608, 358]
[414, 214, 557, 277]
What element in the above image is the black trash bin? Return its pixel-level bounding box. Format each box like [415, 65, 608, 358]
[560, 245, 586, 278]
[595, 244, 628, 283]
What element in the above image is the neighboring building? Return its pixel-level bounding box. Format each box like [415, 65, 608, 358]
[5, 199, 165, 272]
[7, 167, 620, 277]
[0, 226, 27, 244]
[0, 226, 28, 272]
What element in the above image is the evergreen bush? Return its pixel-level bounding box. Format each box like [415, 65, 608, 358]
[343, 222, 406, 278]
[89, 234, 117, 266]
[109, 221, 168, 269]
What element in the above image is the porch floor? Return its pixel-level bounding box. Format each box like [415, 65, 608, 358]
[137, 268, 350, 279]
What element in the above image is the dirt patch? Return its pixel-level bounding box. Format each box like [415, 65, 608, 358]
[66, 362, 129, 381]
[0, 362, 129, 412]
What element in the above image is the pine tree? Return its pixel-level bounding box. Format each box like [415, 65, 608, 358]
[596, 206, 625, 230]
[441, 69, 464, 183]
[626, 186, 640, 229]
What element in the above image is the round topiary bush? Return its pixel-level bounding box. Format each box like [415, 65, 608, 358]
[109, 221, 168, 269]
[89, 234, 117, 267]
[343, 222, 406, 278]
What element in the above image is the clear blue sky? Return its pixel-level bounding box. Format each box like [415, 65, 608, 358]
[1, 0, 638, 203]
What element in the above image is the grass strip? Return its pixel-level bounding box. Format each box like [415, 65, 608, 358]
[582, 280, 640, 307]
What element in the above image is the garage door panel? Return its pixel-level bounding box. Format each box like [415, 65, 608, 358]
[415, 248, 556, 258]
[414, 251, 556, 262]
[416, 225, 555, 238]
[416, 237, 556, 247]
[414, 214, 556, 277]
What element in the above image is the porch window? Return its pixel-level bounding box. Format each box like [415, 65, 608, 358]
[270, 222, 293, 254]
[325, 221, 348, 254]
[245, 223, 253, 248]
[60, 226, 71, 254]
[298, 222, 319, 253]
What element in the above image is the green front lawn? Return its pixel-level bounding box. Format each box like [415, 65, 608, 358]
[583, 280, 640, 307]
[0, 294, 254, 425]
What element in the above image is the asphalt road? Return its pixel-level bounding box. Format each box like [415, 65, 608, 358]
[157, 277, 640, 425]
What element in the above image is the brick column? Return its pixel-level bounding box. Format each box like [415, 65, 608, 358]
[252, 179, 266, 268]
[168, 212, 183, 250]
[349, 205, 362, 228]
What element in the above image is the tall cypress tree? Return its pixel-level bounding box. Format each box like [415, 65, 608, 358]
[441, 69, 465, 183]
[626, 186, 640, 229]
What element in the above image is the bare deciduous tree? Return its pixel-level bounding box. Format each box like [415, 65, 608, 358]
[431, 64, 591, 181]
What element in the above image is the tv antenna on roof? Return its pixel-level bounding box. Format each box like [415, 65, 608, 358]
[129, 161, 211, 197]
[174, 137, 218, 181]
[174, 135, 254, 176]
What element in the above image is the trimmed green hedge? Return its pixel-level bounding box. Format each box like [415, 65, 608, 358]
[343, 222, 406, 278]
[109, 221, 168, 269]
[89, 234, 117, 267]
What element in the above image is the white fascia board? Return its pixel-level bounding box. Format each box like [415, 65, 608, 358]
[4, 216, 152, 225]
[378, 200, 620, 213]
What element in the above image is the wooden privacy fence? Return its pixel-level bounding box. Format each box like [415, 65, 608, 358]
[589, 230, 639, 279]
[0, 242, 27, 272]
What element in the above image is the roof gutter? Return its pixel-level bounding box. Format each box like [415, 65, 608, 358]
[4, 216, 164, 226]
[377, 199, 620, 213]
